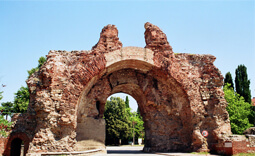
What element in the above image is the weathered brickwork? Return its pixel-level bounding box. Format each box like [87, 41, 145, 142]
[0, 137, 8, 155]
[214, 135, 255, 155]
[4, 23, 238, 155]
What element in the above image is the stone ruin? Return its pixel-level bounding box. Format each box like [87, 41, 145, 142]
[4, 23, 233, 155]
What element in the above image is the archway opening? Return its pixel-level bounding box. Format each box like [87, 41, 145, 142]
[10, 138, 24, 156]
[104, 93, 144, 146]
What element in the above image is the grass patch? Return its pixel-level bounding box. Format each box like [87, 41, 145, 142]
[233, 153, 255, 156]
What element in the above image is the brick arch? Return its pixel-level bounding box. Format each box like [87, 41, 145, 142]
[76, 58, 192, 152]
[76, 58, 155, 119]
[4, 132, 30, 156]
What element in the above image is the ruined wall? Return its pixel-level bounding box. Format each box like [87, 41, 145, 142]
[144, 22, 231, 151]
[0, 137, 8, 155]
[7, 23, 231, 155]
[3, 113, 33, 156]
[215, 135, 255, 155]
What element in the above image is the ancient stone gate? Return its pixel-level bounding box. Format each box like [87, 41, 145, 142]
[5, 23, 231, 155]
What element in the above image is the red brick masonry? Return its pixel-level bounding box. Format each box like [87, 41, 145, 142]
[0, 137, 8, 154]
[215, 135, 255, 155]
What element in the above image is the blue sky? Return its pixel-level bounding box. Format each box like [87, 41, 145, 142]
[0, 1, 254, 111]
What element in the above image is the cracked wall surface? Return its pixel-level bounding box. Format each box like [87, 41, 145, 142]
[6, 23, 232, 155]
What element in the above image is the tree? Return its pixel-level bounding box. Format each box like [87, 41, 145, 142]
[0, 115, 12, 137]
[0, 102, 14, 119]
[130, 109, 144, 142]
[38, 56, 47, 68]
[235, 65, 251, 104]
[125, 96, 130, 108]
[13, 86, 29, 113]
[136, 108, 144, 140]
[27, 56, 46, 77]
[104, 97, 132, 145]
[0, 91, 2, 101]
[224, 83, 254, 134]
[224, 72, 234, 89]
[0, 91, 12, 137]
[137, 107, 141, 117]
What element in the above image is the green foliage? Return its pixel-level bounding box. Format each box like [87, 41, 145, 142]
[13, 86, 29, 113]
[27, 56, 46, 77]
[224, 83, 254, 134]
[233, 153, 255, 156]
[0, 115, 12, 137]
[224, 72, 234, 89]
[235, 65, 251, 104]
[125, 96, 130, 108]
[0, 92, 12, 137]
[27, 68, 37, 77]
[104, 96, 145, 145]
[104, 97, 132, 145]
[38, 56, 47, 68]
[130, 109, 144, 140]
[136, 108, 144, 139]
[0, 101, 14, 119]
[0, 91, 2, 101]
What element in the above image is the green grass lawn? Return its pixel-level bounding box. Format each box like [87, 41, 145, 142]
[233, 153, 255, 156]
